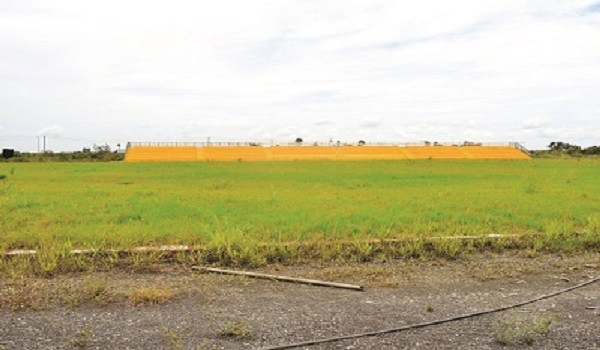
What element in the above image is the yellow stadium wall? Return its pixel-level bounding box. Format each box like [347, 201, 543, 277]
[204, 146, 268, 161]
[270, 146, 339, 160]
[125, 145, 530, 161]
[125, 146, 197, 161]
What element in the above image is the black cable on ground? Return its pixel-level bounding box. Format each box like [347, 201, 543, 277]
[263, 276, 600, 350]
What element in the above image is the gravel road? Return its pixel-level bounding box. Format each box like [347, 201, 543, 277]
[1, 253, 599, 349]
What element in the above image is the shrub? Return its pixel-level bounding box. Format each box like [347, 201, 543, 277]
[494, 313, 553, 345]
[219, 319, 254, 340]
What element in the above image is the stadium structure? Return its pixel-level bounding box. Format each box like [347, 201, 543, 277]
[125, 141, 531, 161]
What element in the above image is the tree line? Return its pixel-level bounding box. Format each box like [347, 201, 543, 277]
[1, 144, 124, 162]
[546, 141, 600, 155]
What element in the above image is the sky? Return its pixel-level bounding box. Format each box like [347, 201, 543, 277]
[1, 0, 599, 152]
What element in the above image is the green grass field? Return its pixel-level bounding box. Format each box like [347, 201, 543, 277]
[1, 159, 599, 254]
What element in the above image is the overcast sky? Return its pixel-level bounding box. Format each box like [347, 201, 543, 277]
[1, 0, 599, 151]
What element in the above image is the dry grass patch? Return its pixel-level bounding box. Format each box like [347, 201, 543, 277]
[466, 253, 545, 282]
[0, 278, 45, 311]
[128, 285, 176, 306]
[60, 276, 114, 308]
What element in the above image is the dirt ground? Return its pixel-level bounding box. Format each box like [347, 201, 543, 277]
[1, 252, 599, 350]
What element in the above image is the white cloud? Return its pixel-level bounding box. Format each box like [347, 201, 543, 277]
[394, 123, 494, 143]
[37, 125, 65, 137]
[1, 0, 599, 151]
[359, 118, 382, 128]
[274, 126, 301, 139]
[522, 118, 549, 130]
[313, 120, 332, 126]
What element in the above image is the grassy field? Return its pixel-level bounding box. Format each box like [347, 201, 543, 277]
[1, 159, 600, 273]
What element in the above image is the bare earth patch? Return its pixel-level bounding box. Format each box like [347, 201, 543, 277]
[1, 252, 599, 349]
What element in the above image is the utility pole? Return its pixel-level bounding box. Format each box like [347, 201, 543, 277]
[43, 135, 46, 153]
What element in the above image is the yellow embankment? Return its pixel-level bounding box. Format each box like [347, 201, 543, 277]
[404, 146, 470, 159]
[339, 146, 405, 160]
[125, 145, 530, 161]
[204, 146, 268, 161]
[125, 146, 197, 161]
[460, 146, 530, 159]
[270, 146, 339, 160]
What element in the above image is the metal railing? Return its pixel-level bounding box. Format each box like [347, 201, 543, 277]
[126, 141, 264, 148]
[511, 142, 531, 155]
[127, 141, 528, 150]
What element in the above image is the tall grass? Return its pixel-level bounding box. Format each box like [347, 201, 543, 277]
[1, 159, 600, 273]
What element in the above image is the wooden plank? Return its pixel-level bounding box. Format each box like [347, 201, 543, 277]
[192, 266, 364, 291]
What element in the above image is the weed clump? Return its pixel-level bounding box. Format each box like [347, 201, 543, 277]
[219, 319, 254, 340]
[494, 313, 553, 346]
[61, 277, 113, 308]
[160, 326, 184, 350]
[71, 326, 93, 348]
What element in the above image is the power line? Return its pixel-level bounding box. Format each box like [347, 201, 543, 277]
[264, 276, 600, 350]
